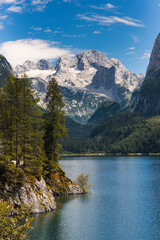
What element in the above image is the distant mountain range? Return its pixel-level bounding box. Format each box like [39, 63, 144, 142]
[61, 33, 160, 154]
[0, 48, 144, 123]
[1, 34, 160, 154]
[11, 50, 143, 122]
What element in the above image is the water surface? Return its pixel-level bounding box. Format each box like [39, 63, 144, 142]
[30, 156, 160, 240]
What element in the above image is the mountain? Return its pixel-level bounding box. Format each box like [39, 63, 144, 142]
[29, 77, 108, 123]
[54, 50, 144, 106]
[15, 59, 54, 74]
[130, 34, 160, 114]
[0, 55, 13, 87]
[61, 36, 160, 154]
[14, 50, 144, 122]
[60, 86, 108, 123]
[88, 100, 121, 125]
[62, 112, 160, 154]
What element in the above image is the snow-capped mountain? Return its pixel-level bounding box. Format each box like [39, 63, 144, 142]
[14, 50, 144, 122]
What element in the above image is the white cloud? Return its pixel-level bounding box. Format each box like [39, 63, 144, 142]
[0, 0, 24, 5]
[126, 51, 135, 55]
[93, 31, 101, 34]
[77, 14, 144, 27]
[90, 3, 116, 10]
[62, 34, 85, 38]
[31, 26, 43, 31]
[31, 26, 52, 33]
[106, 3, 115, 9]
[130, 34, 139, 43]
[53, 30, 63, 34]
[45, 28, 51, 32]
[7, 5, 22, 12]
[129, 47, 135, 50]
[0, 23, 4, 29]
[31, 0, 50, 11]
[0, 0, 16, 4]
[0, 15, 8, 20]
[0, 15, 7, 29]
[0, 39, 73, 66]
[141, 50, 151, 60]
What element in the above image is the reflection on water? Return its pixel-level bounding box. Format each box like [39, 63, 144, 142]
[30, 156, 160, 240]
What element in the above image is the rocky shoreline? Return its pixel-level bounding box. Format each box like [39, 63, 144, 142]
[1, 176, 84, 214]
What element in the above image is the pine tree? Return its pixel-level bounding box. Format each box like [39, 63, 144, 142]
[1, 75, 44, 177]
[0, 87, 4, 155]
[19, 75, 45, 178]
[44, 78, 67, 176]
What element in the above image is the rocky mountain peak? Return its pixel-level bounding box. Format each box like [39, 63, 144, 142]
[23, 60, 37, 71]
[55, 55, 77, 71]
[15, 59, 54, 74]
[146, 33, 160, 77]
[36, 59, 54, 70]
[76, 50, 110, 70]
[110, 58, 124, 69]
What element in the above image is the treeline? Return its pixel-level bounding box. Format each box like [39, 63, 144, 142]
[0, 75, 66, 183]
[61, 113, 160, 154]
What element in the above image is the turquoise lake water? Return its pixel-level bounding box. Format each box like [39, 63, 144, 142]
[30, 156, 160, 240]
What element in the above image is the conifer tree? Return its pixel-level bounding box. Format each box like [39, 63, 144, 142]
[0, 88, 4, 155]
[44, 78, 67, 176]
[1, 75, 44, 177]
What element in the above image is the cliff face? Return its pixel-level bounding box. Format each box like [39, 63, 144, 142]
[1, 175, 84, 214]
[0, 55, 13, 86]
[130, 34, 160, 114]
[4, 178, 56, 214]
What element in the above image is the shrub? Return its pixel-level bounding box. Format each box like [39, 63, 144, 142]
[76, 172, 91, 192]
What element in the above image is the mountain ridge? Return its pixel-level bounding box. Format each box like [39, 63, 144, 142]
[13, 50, 144, 122]
[0, 50, 144, 123]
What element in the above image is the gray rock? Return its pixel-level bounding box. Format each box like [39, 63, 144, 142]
[37, 59, 54, 70]
[67, 183, 85, 195]
[130, 33, 160, 113]
[0, 55, 13, 86]
[5, 178, 56, 214]
[146, 33, 160, 78]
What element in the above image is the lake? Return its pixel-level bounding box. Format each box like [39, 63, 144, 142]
[30, 156, 160, 240]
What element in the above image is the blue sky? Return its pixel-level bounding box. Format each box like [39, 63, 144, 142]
[0, 0, 160, 74]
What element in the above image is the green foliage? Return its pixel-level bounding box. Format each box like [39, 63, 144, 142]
[62, 117, 90, 139]
[76, 173, 91, 192]
[0, 156, 25, 189]
[43, 78, 67, 177]
[0, 200, 33, 240]
[0, 74, 68, 190]
[0, 75, 45, 177]
[88, 100, 121, 125]
[61, 112, 160, 154]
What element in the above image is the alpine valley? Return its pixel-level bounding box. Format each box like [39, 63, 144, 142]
[1, 35, 160, 155]
[61, 34, 160, 154]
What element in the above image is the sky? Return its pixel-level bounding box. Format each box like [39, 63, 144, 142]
[0, 0, 160, 74]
